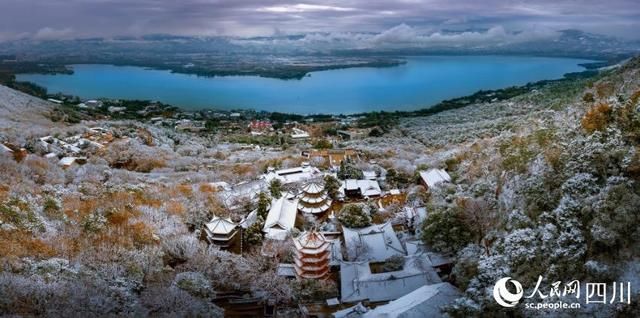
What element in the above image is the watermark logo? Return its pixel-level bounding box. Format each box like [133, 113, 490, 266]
[493, 277, 524, 307]
[493, 276, 632, 310]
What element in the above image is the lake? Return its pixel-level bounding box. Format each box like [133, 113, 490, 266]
[17, 56, 594, 114]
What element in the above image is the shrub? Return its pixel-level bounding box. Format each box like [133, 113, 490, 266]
[582, 92, 595, 103]
[368, 127, 384, 137]
[291, 279, 338, 302]
[165, 201, 186, 216]
[595, 82, 614, 99]
[323, 175, 341, 199]
[337, 159, 364, 180]
[0, 230, 56, 259]
[386, 168, 413, 188]
[42, 197, 61, 219]
[420, 205, 473, 254]
[176, 184, 193, 197]
[581, 102, 612, 133]
[313, 139, 333, 149]
[380, 255, 404, 272]
[198, 183, 216, 193]
[445, 156, 462, 171]
[499, 136, 535, 173]
[338, 204, 371, 228]
[130, 221, 155, 246]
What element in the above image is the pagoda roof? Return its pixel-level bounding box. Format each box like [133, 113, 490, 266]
[294, 230, 331, 251]
[302, 181, 325, 194]
[298, 200, 332, 214]
[204, 216, 238, 235]
[299, 192, 330, 204]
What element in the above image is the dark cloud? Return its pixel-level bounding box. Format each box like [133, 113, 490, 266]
[0, 0, 638, 41]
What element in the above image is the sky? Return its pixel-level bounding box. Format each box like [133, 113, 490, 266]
[0, 0, 639, 42]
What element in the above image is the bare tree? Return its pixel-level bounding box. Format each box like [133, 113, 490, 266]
[458, 197, 499, 255]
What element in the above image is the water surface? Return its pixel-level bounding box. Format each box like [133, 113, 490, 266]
[17, 56, 594, 114]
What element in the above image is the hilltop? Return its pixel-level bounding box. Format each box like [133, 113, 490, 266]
[0, 84, 57, 141]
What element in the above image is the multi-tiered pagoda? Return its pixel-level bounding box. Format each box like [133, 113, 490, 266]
[297, 181, 332, 215]
[293, 230, 331, 279]
[202, 216, 239, 249]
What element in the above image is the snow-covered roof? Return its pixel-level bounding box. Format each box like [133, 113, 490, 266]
[88, 127, 108, 133]
[362, 171, 377, 180]
[326, 298, 340, 306]
[218, 180, 267, 210]
[344, 179, 359, 191]
[419, 169, 451, 189]
[47, 98, 62, 104]
[204, 216, 237, 235]
[239, 209, 258, 229]
[299, 192, 329, 205]
[291, 128, 310, 139]
[276, 263, 296, 277]
[302, 182, 324, 194]
[362, 283, 461, 318]
[343, 222, 405, 262]
[209, 181, 231, 191]
[263, 194, 298, 240]
[294, 230, 330, 254]
[341, 179, 382, 197]
[298, 182, 333, 214]
[263, 165, 322, 185]
[299, 203, 333, 214]
[62, 143, 81, 154]
[58, 157, 77, 167]
[332, 302, 369, 318]
[323, 238, 341, 266]
[404, 206, 428, 228]
[404, 241, 453, 268]
[0, 144, 13, 153]
[340, 255, 442, 303]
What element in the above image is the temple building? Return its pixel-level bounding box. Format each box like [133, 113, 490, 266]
[340, 255, 442, 303]
[293, 230, 331, 279]
[297, 181, 333, 215]
[202, 216, 239, 249]
[263, 193, 298, 240]
[419, 168, 452, 190]
[341, 179, 382, 199]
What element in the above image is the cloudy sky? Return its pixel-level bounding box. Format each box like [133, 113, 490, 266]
[0, 0, 639, 41]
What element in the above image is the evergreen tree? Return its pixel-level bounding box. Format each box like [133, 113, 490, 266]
[323, 175, 341, 199]
[244, 216, 265, 246]
[337, 159, 364, 180]
[338, 204, 371, 228]
[420, 205, 473, 254]
[269, 179, 282, 199]
[257, 192, 271, 219]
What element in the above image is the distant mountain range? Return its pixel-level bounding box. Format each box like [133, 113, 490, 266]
[0, 29, 637, 80]
[1, 29, 638, 60]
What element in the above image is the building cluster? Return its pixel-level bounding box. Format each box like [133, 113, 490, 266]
[248, 120, 273, 135]
[34, 127, 115, 168]
[174, 119, 206, 132]
[303, 148, 357, 167]
[199, 149, 458, 317]
[2, 126, 119, 169]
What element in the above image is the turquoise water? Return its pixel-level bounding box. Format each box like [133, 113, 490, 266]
[17, 56, 593, 114]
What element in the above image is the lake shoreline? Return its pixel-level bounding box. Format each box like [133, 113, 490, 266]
[16, 56, 598, 115]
